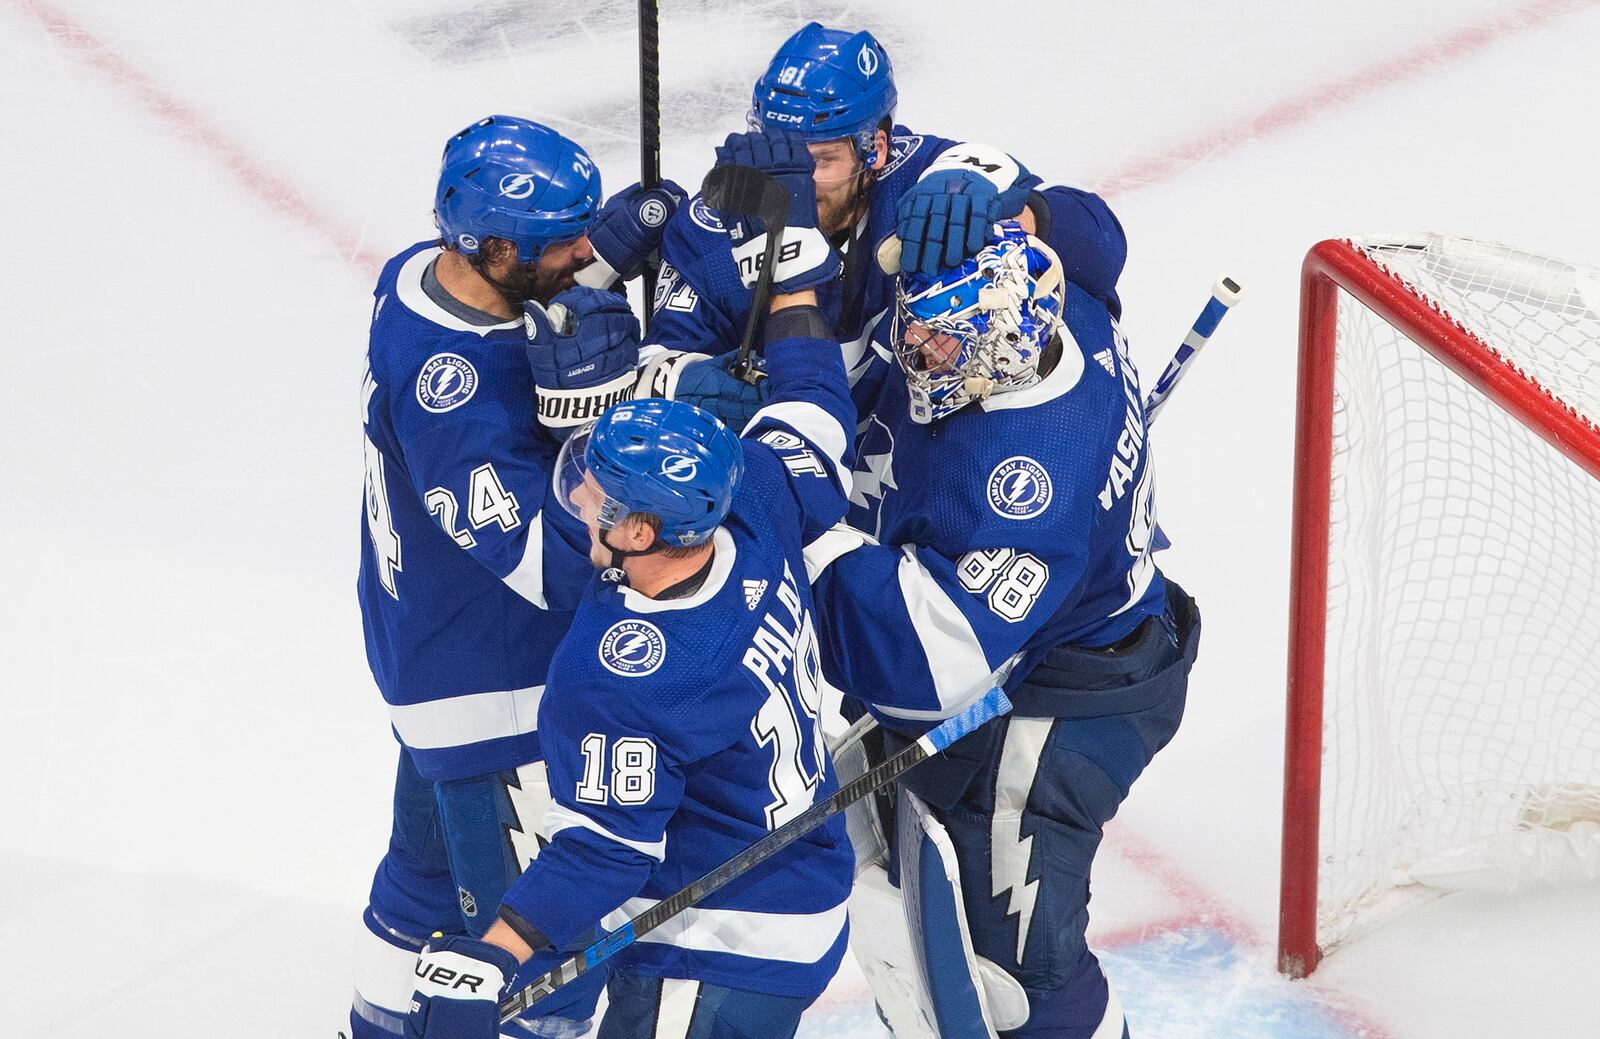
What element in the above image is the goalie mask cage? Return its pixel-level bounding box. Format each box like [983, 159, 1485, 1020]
[1279, 234, 1600, 978]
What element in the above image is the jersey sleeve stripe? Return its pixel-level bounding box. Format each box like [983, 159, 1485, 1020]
[545, 802, 667, 862]
[500, 510, 548, 608]
[743, 400, 851, 492]
[598, 896, 848, 963]
[387, 684, 544, 750]
[878, 547, 1005, 718]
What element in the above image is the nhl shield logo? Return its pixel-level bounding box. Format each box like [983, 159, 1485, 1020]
[598, 619, 667, 677]
[416, 353, 478, 413]
[987, 456, 1052, 520]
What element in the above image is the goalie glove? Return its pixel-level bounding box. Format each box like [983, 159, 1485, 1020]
[524, 287, 640, 439]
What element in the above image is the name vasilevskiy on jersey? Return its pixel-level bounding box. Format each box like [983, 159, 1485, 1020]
[741, 561, 807, 697]
[1098, 326, 1147, 512]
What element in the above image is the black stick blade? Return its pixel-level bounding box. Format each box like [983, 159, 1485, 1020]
[700, 165, 791, 231]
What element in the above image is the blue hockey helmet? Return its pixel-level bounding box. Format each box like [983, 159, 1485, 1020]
[555, 399, 745, 549]
[891, 221, 1067, 423]
[749, 22, 897, 165]
[434, 115, 602, 264]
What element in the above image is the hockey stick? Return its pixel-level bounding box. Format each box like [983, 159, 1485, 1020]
[699, 164, 791, 385]
[1142, 276, 1243, 423]
[637, 0, 660, 332]
[498, 685, 1014, 1022]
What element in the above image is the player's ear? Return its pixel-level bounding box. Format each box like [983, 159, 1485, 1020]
[619, 514, 658, 552]
[871, 128, 890, 170]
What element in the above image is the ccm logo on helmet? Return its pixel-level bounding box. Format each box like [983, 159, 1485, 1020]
[498, 173, 540, 199]
[660, 454, 699, 482]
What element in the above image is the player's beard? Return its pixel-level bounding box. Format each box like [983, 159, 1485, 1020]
[816, 169, 871, 238]
[472, 255, 572, 307]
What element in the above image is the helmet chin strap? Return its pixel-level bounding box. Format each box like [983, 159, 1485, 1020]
[598, 526, 666, 579]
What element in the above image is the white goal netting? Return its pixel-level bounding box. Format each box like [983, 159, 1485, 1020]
[1316, 233, 1600, 954]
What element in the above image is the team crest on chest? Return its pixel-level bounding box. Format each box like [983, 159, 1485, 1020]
[690, 197, 727, 233]
[987, 456, 1052, 520]
[598, 619, 667, 677]
[416, 353, 478, 413]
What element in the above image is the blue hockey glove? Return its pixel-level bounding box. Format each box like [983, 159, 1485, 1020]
[714, 131, 819, 231]
[896, 156, 1036, 277]
[713, 131, 839, 293]
[404, 934, 519, 1039]
[524, 287, 640, 439]
[584, 179, 686, 283]
[671, 353, 771, 431]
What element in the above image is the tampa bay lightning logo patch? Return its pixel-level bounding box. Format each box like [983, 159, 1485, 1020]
[877, 135, 925, 178]
[598, 619, 666, 677]
[690, 196, 726, 234]
[987, 456, 1052, 520]
[416, 353, 478, 413]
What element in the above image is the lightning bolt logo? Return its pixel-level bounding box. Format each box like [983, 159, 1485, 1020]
[598, 619, 666, 677]
[433, 366, 458, 398]
[991, 718, 1052, 965]
[848, 417, 897, 538]
[503, 762, 550, 871]
[616, 633, 650, 662]
[1002, 470, 1033, 507]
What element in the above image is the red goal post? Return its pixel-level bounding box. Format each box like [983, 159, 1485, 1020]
[1279, 236, 1600, 978]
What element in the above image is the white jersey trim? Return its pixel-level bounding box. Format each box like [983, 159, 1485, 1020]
[744, 400, 851, 494]
[546, 802, 668, 862]
[388, 684, 544, 750]
[880, 547, 1001, 717]
[501, 510, 548, 608]
[620, 527, 736, 614]
[601, 896, 849, 964]
[394, 248, 522, 336]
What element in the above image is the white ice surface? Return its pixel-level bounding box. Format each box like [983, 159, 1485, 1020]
[3, 1, 1599, 1036]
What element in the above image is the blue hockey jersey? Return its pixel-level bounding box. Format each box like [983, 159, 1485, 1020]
[498, 329, 860, 999]
[648, 126, 1127, 406]
[812, 283, 1168, 722]
[358, 242, 594, 781]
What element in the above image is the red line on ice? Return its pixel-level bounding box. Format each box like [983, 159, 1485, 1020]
[1102, 827, 1399, 1039]
[1089, 0, 1592, 197]
[9, 0, 389, 277]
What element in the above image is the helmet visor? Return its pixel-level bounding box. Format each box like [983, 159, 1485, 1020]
[554, 424, 627, 530]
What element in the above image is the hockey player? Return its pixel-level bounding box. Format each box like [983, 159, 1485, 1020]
[807, 223, 1203, 1039]
[402, 135, 865, 1039]
[640, 22, 1126, 424]
[351, 114, 681, 1039]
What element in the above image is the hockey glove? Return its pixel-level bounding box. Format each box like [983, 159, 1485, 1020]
[582, 179, 686, 286]
[713, 131, 840, 294]
[404, 934, 519, 1039]
[671, 353, 771, 431]
[524, 287, 640, 439]
[896, 147, 1038, 276]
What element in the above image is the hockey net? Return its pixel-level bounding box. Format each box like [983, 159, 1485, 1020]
[1279, 234, 1600, 977]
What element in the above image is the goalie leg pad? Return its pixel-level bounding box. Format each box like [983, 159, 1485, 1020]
[899, 785, 1028, 1038]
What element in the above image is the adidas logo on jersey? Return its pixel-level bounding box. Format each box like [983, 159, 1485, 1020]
[743, 579, 768, 610]
[1093, 349, 1116, 376]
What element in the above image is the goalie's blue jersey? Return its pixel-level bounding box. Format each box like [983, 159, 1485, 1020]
[499, 334, 859, 998]
[358, 242, 593, 781]
[813, 282, 1169, 723]
[648, 125, 1127, 409]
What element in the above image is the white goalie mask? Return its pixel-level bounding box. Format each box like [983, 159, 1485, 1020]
[889, 221, 1066, 424]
